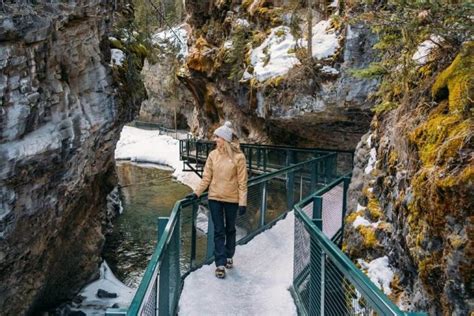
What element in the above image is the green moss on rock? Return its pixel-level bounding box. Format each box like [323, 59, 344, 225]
[432, 42, 473, 114]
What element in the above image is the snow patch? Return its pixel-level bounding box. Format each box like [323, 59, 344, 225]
[115, 126, 200, 190]
[364, 148, 377, 174]
[321, 65, 339, 75]
[244, 20, 340, 82]
[329, 0, 339, 8]
[235, 18, 250, 28]
[179, 212, 297, 315]
[366, 134, 372, 147]
[245, 26, 300, 82]
[72, 261, 135, 313]
[305, 20, 339, 60]
[412, 35, 442, 65]
[152, 24, 189, 60]
[353, 215, 380, 229]
[223, 40, 233, 49]
[357, 256, 394, 295]
[353, 216, 371, 228]
[110, 49, 125, 66]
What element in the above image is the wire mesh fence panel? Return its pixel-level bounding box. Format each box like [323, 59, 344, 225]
[322, 184, 344, 240]
[336, 152, 354, 176]
[140, 276, 158, 316]
[265, 177, 288, 224]
[266, 149, 287, 170]
[293, 214, 311, 312]
[293, 151, 318, 164]
[293, 168, 313, 206]
[129, 141, 362, 316]
[168, 219, 181, 315]
[182, 198, 214, 268]
[178, 203, 194, 273]
[324, 256, 379, 316]
[194, 200, 212, 266]
[236, 182, 263, 239]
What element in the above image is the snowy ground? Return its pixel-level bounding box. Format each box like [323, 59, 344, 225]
[179, 212, 297, 316]
[115, 125, 201, 190]
[71, 262, 135, 314]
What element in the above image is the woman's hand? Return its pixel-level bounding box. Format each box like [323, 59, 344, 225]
[186, 193, 198, 200]
[238, 206, 246, 216]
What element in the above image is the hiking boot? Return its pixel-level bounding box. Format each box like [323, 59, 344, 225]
[225, 258, 233, 269]
[215, 266, 226, 279]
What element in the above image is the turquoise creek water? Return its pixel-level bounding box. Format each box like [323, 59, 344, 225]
[103, 161, 191, 288]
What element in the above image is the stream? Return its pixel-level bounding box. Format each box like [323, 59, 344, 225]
[103, 161, 192, 288]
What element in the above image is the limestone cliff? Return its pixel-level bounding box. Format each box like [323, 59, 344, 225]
[0, 1, 143, 314]
[142, 0, 379, 149]
[345, 39, 472, 315]
[138, 24, 195, 130]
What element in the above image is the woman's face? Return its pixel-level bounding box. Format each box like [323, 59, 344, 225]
[214, 135, 225, 148]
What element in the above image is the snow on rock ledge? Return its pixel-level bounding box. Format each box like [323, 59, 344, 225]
[357, 256, 394, 295]
[152, 24, 189, 60]
[243, 20, 340, 82]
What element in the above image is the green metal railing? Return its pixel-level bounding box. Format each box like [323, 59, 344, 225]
[129, 120, 191, 140]
[106, 139, 425, 316]
[292, 176, 426, 316]
[107, 148, 340, 316]
[179, 138, 353, 178]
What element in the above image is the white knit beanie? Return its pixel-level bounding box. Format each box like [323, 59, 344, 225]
[213, 121, 234, 142]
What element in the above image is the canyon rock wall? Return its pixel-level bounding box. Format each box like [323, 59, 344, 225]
[0, 1, 142, 313]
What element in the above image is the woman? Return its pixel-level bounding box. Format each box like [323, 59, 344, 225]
[187, 121, 248, 279]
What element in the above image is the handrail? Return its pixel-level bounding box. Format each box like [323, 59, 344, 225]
[248, 153, 335, 186]
[293, 175, 426, 316]
[296, 173, 349, 208]
[185, 138, 354, 154]
[121, 148, 333, 315]
[109, 141, 420, 316]
[127, 203, 180, 314]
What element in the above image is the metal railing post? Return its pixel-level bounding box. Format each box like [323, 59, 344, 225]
[286, 170, 295, 210]
[206, 211, 215, 259]
[248, 148, 253, 175]
[158, 217, 170, 316]
[158, 217, 168, 241]
[257, 148, 261, 170]
[190, 201, 198, 267]
[312, 197, 323, 231]
[186, 139, 190, 160]
[263, 149, 267, 172]
[300, 175, 303, 202]
[328, 154, 336, 181]
[195, 141, 199, 163]
[170, 212, 181, 314]
[341, 176, 351, 236]
[309, 196, 323, 316]
[311, 162, 317, 190]
[260, 181, 268, 228]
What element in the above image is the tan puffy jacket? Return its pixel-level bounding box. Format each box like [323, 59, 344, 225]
[194, 146, 248, 206]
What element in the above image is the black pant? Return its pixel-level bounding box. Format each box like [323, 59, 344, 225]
[208, 200, 238, 267]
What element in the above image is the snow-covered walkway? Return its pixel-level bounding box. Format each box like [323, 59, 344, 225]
[179, 212, 297, 316]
